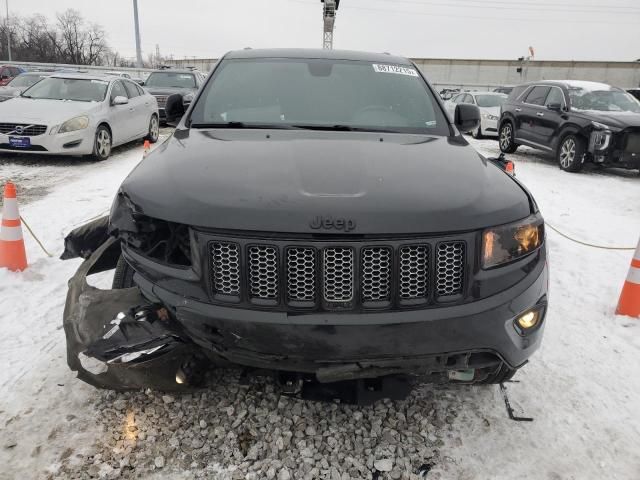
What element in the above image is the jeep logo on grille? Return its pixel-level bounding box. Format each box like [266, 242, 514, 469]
[310, 216, 356, 232]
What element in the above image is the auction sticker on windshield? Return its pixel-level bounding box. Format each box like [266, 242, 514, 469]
[372, 64, 419, 77]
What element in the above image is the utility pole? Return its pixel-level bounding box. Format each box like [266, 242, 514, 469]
[5, 0, 11, 61]
[133, 0, 143, 68]
[321, 0, 340, 50]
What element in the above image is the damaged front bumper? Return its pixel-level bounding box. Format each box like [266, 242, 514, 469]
[63, 239, 202, 391]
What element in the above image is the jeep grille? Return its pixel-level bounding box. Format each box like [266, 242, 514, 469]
[208, 238, 467, 309]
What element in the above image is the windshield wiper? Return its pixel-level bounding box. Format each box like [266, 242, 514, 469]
[291, 124, 401, 133]
[190, 122, 299, 130]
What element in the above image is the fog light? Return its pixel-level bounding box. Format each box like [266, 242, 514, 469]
[516, 310, 540, 330]
[175, 368, 187, 385]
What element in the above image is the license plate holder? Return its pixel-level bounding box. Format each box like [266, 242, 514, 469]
[9, 136, 31, 148]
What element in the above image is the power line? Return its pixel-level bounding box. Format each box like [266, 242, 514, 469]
[370, 0, 640, 13]
[285, 1, 640, 25]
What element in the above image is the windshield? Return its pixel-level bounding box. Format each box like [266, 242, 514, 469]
[9, 74, 47, 88]
[145, 72, 195, 88]
[475, 94, 507, 108]
[21, 77, 108, 102]
[189, 58, 449, 135]
[569, 86, 640, 113]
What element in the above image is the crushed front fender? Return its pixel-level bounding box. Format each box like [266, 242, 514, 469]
[63, 238, 202, 391]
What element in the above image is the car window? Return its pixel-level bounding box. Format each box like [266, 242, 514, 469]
[465, 94, 475, 104]
[508, 85, 529, 102]
[0, 68, 8, 78]
[123, 73, 131, 79]
[10, 67, 21, 76]
[190, 58, 450, 135]
[110, 80, 128, 101]
[545, 87, 565, 108]
[525, 86, 551, 106]
[123, 80, 140, 98]
[145, 72, 196, 88]
[135, 83, 145, 96]
[452, 94, 463, 104]
[22, 77, 108, 102]
[569, 85, 640, 113]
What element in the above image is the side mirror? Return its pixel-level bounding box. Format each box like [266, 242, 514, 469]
[547, 103, 562, 112]
[112, 96, 128, 106]
[454, 103, 481, 133]
[138, 80, 145, 86]
[165, 93, 186, 127]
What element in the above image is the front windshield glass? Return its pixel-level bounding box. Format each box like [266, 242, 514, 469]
[475, 94, 507, 108]
[569, 85, 640, 113]
[189, 58, 450, 135]
[9, 74, 47, 88]
[21, 77, 108, 102]
[145, 72, 195, 88]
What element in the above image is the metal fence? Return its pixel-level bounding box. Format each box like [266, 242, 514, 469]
[0, 60, 155, 78]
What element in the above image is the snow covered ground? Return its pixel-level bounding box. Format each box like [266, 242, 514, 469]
[0, 134, 638, 480]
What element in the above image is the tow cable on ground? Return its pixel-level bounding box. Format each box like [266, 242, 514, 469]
[546, 222, 637, 251]
[20, 215, 53, 258]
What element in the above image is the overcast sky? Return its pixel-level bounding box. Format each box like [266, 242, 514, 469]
[8, 0, 640, 61]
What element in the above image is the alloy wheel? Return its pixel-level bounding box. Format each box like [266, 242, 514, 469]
[500, 125, 512, 150]
[559, 138, 576, 168]
[150, 116, 159, 141]
[96, 129, 111, 158]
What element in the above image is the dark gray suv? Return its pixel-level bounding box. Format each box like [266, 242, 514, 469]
[63, 49, 548, 396]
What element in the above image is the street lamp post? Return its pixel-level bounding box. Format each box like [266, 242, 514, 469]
[5, 0, 11, 61]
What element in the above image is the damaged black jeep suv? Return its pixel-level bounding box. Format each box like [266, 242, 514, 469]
[63, 49, 548, 394]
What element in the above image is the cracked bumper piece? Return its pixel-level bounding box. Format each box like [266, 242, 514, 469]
[63, 239, 201, 391]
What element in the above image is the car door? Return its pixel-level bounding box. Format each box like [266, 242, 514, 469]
[536, 86, 567, 148]
[123, 80, 149, 137]
[517, 86, 550, 146]
[108, 80, 134, 145]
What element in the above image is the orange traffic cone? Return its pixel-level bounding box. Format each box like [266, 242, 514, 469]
[616, 237, 640, 318]
[0, 181, 28, 271]
[143, 140, 150, 157]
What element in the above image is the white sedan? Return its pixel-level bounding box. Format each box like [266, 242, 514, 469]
[0, 73, 159, 160]
[445, 91, 507, 139]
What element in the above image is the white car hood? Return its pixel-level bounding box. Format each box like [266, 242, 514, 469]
[0, 98, 101, 124]
[480, 106, 501, 117]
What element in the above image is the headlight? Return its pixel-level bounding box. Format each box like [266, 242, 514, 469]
[58, 116, 89, 134]
[482, 214, 544, 269]
[590, 121, 610, 130]
[182, 93, 194, 104]
[481, 113, 499, 121]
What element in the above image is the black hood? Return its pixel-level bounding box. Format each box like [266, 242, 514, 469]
[119, 130, 532, 235]
[578, 110, 640, 129]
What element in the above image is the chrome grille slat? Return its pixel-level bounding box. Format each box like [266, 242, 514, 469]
[436, 242, 465, 297]
[211, 242, 241, 296]
[361, 247, 391, 302]
[153, 95, 169, 108]
[399, 245, 429, 300]
[287, 247, 317, 302]
[323, 247, 354, 302]
[248, 246, 278, 299]
[0, 123, 47, 136]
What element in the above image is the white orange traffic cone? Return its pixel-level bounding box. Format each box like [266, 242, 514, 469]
[616, 237, 640, 318]
[143, 140, 150, 157]
[0, 181, 28, 271]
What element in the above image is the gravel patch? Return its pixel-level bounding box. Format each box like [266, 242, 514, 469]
[47, 369, 459, 479]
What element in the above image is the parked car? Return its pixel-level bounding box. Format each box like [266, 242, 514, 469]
[0, 65, 26, 86]
[628, 88, 640, 101]
[62, 49, 548, 395]
[439, 87, 460, 100]
[105, 70, 145, 86]
[0, 73, 159, 160]
[445, 91, 508, 138]
[142, 68, 206, 122]
[499, 80, 640, 172]
[493, 86, 513, 95]
[0, 71, 53, 101]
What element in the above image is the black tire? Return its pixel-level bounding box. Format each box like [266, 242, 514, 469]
[557, 134, 585, 172]
[145, 114, 160, 143]
[478, 363, 517, 384]
[499, 121, 518, 153]
[472, 125, 484, 139]
[112, 255, 135, 289]
[92, 125, 112, 161]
